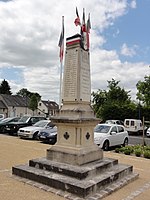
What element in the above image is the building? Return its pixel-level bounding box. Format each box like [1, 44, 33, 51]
[0, 94, 59, 118]
[0, 94, 32, 117]
[38, 100, 59, 117]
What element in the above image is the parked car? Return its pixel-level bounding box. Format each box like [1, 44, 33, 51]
[105, 120, 124, 125]
[146, 127, 150, 137]
[17, 120, 52, 139]
[38, 125, 57, 144]
[124, 119, 147, 135]
[5, 116, 46, 135]
[94, 123, 129, 151]
[0, 114, 5, 121]
[0, 117, 20, 133]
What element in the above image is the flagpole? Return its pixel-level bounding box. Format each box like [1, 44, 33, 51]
[58, 16, 64, 109]
[59, 60, 63, 109]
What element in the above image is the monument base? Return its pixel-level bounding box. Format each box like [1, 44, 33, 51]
[12, 156, 139, 199]
[47, 144, 103, 165]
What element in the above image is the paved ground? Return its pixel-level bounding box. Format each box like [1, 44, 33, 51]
[0, 134, 150, 200]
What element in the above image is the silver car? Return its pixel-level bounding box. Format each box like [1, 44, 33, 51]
[17, 120, 52, 139]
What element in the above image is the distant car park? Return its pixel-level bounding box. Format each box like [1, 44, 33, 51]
[94, 123, 129, 151]
[18, 120, 52, 139]
[5, 116, 47, 135]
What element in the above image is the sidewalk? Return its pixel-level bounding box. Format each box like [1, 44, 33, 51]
[0, 134, 150, 200]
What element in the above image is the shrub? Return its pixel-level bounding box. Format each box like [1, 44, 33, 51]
[115, 148, 120, 153]
[114, 145, 150, 159]
[123, 146, 132, 155]
[134, 144, 142, 149]
[119, 147, 126, 153]
[143, 150, 150, 159]
[134, 149, 142, 157]
[143, 146, 150, 151]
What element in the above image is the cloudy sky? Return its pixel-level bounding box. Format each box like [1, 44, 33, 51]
[0, 0, 149, 103]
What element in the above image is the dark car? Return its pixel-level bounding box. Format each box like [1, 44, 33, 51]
[38, 125, 57, 144]
[0, 117, 20, 133]
[5, 116, 46, 135]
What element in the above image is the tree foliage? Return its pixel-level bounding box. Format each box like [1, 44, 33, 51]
[92, 79, 134, 121]
[136, 75, 150, 107]
[106, 79, 131, 103]
[28, 94, 38, 114]
[0, 79, 12, 95]
[17, 88, 41, 114]
[17, 88, 41, 101]
[17, 88, 31, 98]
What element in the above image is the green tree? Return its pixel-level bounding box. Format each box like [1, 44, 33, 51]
[107, 79, 131, 103]
[92, 89, 107, 118]
[92, 79, 134, 121]
[28, 94, 38, 115]
[0, 79, 12, 95]
[17, 88, 41, 101]
[17, 88, 31, 98]
[136, 75, 150, 106]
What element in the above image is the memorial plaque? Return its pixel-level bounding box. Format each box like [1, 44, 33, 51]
[62, 47, 91, 102]
[63, 48, 78, 101]
[80, 50, 91, 102]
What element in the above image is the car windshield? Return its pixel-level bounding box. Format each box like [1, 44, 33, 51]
[33, 120, 49, 127]
[18, 116, 30, 123]
[0, 118, 12, 123]
[94, 125, 111, 134]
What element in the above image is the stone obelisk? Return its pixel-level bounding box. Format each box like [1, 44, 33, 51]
[12, 16, 138, 200]
[47, 34, 103, 165]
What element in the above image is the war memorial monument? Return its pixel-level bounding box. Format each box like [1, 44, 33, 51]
[12, 11, 138, 199]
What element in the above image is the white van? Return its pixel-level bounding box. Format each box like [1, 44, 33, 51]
[124, 119, 146, 134]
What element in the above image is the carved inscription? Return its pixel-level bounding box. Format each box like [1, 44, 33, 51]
[63, 49, 78, 101]
[63, 48, 91, 102]
[80, 51, 91, 102]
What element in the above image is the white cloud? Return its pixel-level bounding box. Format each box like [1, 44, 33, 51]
[120, 43, 138, 57]
[0, 0, 148, 103]
[130, 0, 137, 9]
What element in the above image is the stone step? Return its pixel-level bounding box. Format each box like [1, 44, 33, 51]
[29, 157, 118, 180]
[12, 161, 134, 198]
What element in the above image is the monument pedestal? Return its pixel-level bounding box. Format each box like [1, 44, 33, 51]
[47, 102, 103, 165]
[47, 35, 102, 165]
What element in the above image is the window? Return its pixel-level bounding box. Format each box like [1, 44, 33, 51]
[31, 118, 38, 124]
[111, 126, 117, 133]
[118, 126, 124, 132]
[140, 123, 142, 127]
[131, 121, 134, 126]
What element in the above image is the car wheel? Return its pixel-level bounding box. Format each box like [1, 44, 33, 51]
[103, 140, 109, 151]
[1, 126, 5, 133]
[33, 132, 39, 140]
[122, 138, 128, 147]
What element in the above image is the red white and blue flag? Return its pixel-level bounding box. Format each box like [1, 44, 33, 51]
[74, 8, 91, 51]
[58, 16, 64, 62]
